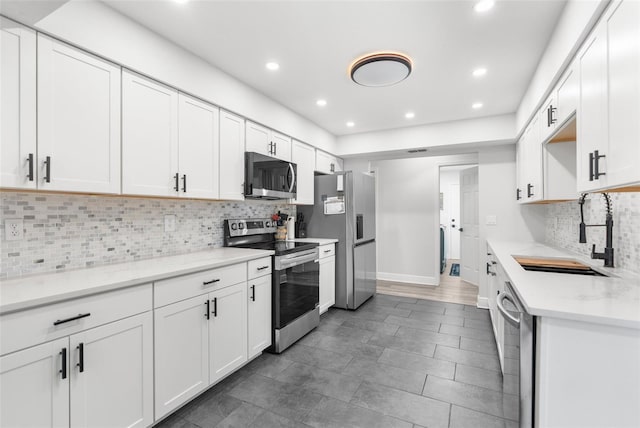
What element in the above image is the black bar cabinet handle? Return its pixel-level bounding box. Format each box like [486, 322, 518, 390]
[174, 173, 179, 191]
[273, 142, 277, 156]
[486, 262, 491, 275]
[527, 183, 533, 198]
[516, 188, 521, 201]
[27, 153, 34, 181]
[550, 106, 557, 124]
[212, 298, 217, 317]
[60, 348, 67, 379]
[205, 300, 210, 320]
[43, 156, 51, 183]
[76, 343, 84, 373]
[182, 174, 187, 193]
[594, 150, 606, 179]
[203, 278, 220, 285]
[53, 312, 91, 326]
[251, 285, 255, 302]
[589, 152, 595, 181]
[256, 266, 269, 271]
[546, 107, 551, 127]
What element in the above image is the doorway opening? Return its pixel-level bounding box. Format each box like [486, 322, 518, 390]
[438, 164, 479, 305]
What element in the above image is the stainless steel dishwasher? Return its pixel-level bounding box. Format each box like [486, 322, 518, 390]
[497, 281, 535, 428]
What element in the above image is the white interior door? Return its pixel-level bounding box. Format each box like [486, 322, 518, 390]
[460, 166, 479, 285]
[447, 183, 461, 260]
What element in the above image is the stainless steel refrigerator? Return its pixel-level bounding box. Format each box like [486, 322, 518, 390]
[299, 171, 376, 310]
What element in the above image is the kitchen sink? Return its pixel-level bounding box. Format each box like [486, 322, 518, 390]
[519, 264, 608, 276]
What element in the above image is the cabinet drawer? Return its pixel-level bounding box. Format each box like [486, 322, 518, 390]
[154, 263, 247, 308]
[319, 244, 335, 259]
[247, 257, 272, 280]
[0, 284, 151, 356]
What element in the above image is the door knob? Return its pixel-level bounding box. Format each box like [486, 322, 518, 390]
[458, 228, 464, 232]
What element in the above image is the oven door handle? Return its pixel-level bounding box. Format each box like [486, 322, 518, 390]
[276, 253, 317, 270]
[497, 291, 520, 326]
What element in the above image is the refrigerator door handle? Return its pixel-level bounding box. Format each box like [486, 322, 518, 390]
[354, 238, 375, 248]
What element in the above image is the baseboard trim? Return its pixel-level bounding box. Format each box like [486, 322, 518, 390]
[476, 296, 489, 309]
[377, 272, 437, 286]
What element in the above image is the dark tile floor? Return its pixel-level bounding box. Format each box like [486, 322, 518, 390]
[156, 294, 518, 428]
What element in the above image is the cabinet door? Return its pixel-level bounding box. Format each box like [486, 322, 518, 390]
[245, 121, 272, 157]
[0, 18, 37, 189]
[0, 337, 69, 428]
[69, 312, 153, 428]
[515, 136, 526, 203]
[154, 295, 209, 419]
[219, 110, 245, 201]
[291, 140, 315, 205]
[37, 35, 121, 194]
[271, 131, 291, 161]
[122, 70, 179, 196]
[523, 115, 543, 202]
[605, 0, 640, 188]
[209, 282, 247, 385]
[578, 25, 608, 192]
[319, 256, 336, 314]
[247, 275, 272, 359]
[315, 150, 333, 174]
[539, 95, 556, 142]
[555, 63, 578, 128]
[178, 93, 220, 199]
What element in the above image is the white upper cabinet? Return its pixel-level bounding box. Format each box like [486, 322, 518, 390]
[245, 121, 291, 161]
[291, 140, 315, 205]
[519, 114, 543, 203]
[122, 70, 179, 197]
[578, 0, 640, 192]
[1, 18, 37, 190]
[38, 35, 121, 194]
[219, 110, 245, 201]
[554, 62, 578, 130]
[315, 150, 343, 175]
[540, 94, 557, 142]
[178, 94, 220, 199]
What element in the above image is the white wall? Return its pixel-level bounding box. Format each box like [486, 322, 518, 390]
[515, 0, 608, 134]
[477, 145, 546, 306]
[22, 0, 337, 153]
[372, 154, 477, 286]
[336, 114, 516, 158]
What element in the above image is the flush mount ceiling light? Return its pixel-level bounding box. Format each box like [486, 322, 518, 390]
[349, 52, 413, 87]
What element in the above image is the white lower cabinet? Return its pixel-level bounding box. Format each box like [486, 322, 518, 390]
[248, 274, 272, 359]
[319, 243, 336, 314]
[209, 282, 248, 384]
[154, 295, 209, 419]
[0, 311, 153, 428]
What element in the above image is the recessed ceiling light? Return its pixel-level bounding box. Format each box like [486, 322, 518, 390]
[405, 112, 415, 119]
[472, 102, 484, 109]
[346, 121, 355, 127]
[265, 62, 280, 71]
[472, 67, 487, 77]
[349, 52, 413, 87]
[316, 99, 327, 107]
[474, 0, 495, 13]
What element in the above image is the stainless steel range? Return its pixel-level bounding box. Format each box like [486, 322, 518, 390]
[223, 218, 319, 353]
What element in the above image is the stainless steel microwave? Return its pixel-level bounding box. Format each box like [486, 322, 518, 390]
[244, 152, 297, 200]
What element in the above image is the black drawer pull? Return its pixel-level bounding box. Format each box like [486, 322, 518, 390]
[27, 153, 34, 181]
[53, 313, 91, 326]
[182, 174, 187, 193]
[60, 348, 67, 379]
[76, 343, 84, 373]
[256, 266, 269, 271]
[205, 300, 210, 320]
[203, 278, 221, 285]
[212, 298, 217, 317]
[251, 285, 256, 302]
[174, 173, 180, 192]
[324, 249, 332, 253]
[43, 156, 51, 183]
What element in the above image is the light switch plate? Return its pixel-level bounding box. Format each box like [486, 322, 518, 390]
[486, 215, 497, 225]
[164, 214, 176, 232]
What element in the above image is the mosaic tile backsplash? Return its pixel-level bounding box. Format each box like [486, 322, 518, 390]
[1, 192, 294, 279]
[545, 192, 640, 274]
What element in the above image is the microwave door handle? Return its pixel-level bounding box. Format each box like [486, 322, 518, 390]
[288, 163, 296, 192]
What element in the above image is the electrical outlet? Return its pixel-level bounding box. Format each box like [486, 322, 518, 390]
[5, 219, 24, 241]
[164, 214, 176, 232]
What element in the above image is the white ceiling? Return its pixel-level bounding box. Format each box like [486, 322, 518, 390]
[101, 0, 566, 137]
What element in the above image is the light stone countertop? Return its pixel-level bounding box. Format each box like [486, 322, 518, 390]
[287, 238, 339, 245]
[0, 248, 273, 315]
[488, 240, 640, 329]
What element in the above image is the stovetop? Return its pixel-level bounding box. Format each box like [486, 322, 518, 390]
[236, 240, 318, 256]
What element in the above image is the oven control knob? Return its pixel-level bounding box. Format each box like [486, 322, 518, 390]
[265, 221, 271, 227]
[230, 223, 237, 230]
[238, 222, 245, 229]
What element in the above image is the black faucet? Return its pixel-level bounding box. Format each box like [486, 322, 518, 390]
[578, 193, 614, 267]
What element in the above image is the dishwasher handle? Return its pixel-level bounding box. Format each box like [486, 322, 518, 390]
[497, 291, 520, 326]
